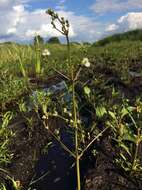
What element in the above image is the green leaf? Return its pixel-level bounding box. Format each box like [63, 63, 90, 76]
[108, 111, 116, 120]
[140, 135, 142, 141]
[1, 184, 7, 190]
[121, 107, 128, 118]
[84, 86, 91, 95]
[120, 152, 127, 161]
[96, 106, 107, 118]
[119, 143, 131, 156]
[112, 87, 119, 97]
[127, 106, 136, 112]
[120, 124, 137, 143]
[123, 133, 137, 144]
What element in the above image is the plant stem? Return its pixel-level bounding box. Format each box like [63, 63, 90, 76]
[47, 12, 81, 189]
[132, 143, 138, 170]
[79, 126, 109, 159]
[43, 121, 76, 158]
[76, 157, 81, 190]
[52, 67, 70, 80]
[66, 33, 81, 190]
[35, 35, 41, 76]
[72, 81, 81, 190]
[131, 128, 140, 172]
[66, 35, 73, 80]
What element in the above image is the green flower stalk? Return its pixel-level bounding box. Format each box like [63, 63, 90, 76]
[46, 9, 108, 190]
[46, 9, 81, 190]
[35, 35, 42, 76]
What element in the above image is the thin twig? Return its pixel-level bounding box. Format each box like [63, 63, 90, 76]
[52, 67, 70, 81]
[43, 121, 76, 158]
[0, 168, 10, 175]
[131, 128, 140, 173]
[79, 126, 109, 159]
[73, 66, 82, 81]
[54, 26, 64, 35]
[81, 79, 91, 87]
[29, 171, 50, 186]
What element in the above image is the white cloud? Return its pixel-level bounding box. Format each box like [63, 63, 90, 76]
[90, 0, 142, 14]
[0, 0, 28, 9]
[0, 4, 25, 39]
[106, 12, 142, 33]
[7, 27, 17, 34]
[106, 24, 119, 32]
[0, 1, 103, 42]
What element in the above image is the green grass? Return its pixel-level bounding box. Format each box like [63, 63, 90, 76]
[0, 39, 142, 113]
[0, 74, 28, 110]
[0, 111, 13, 166]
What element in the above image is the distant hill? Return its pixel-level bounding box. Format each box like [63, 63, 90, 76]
[93, 29, 142, 46]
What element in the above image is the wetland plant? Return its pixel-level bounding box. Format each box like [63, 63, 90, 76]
[31, 9, 108, 190]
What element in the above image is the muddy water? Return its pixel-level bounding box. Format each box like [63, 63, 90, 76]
[28, 81, 90, 190]
[30, 81, 75, 188]
[30, 128, 78, 190]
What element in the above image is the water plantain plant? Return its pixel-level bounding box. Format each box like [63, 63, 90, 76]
[29, 9, 109, 190]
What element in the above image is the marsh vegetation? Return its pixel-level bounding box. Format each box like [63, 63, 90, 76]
[0, 9, 142, 190]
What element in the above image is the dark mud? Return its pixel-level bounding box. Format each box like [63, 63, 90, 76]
[85, 134, 142, 190]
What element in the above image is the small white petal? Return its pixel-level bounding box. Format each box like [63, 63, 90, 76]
[82, 57, 91, 67]
[84, 62, 90, 67]
[42, 49, 51, 56]
[63, 108, 67, 113]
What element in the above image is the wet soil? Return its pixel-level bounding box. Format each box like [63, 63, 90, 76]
[84, 134, 142, 190]
[1, 73, 142, 190]
[1, 113, 50, 189]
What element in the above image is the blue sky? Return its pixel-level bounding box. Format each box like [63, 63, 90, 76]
[0, 0, 142, 43]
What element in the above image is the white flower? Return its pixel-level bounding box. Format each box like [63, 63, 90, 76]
[82, 57, 91, 67]
[42, 49, 51, 56]
[63, 108, 67, 113]
[77, 119, 81, 124]
[68, 112, 72, 117]
[42, 115, 48, 119]
[70, 119, 74, 124]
